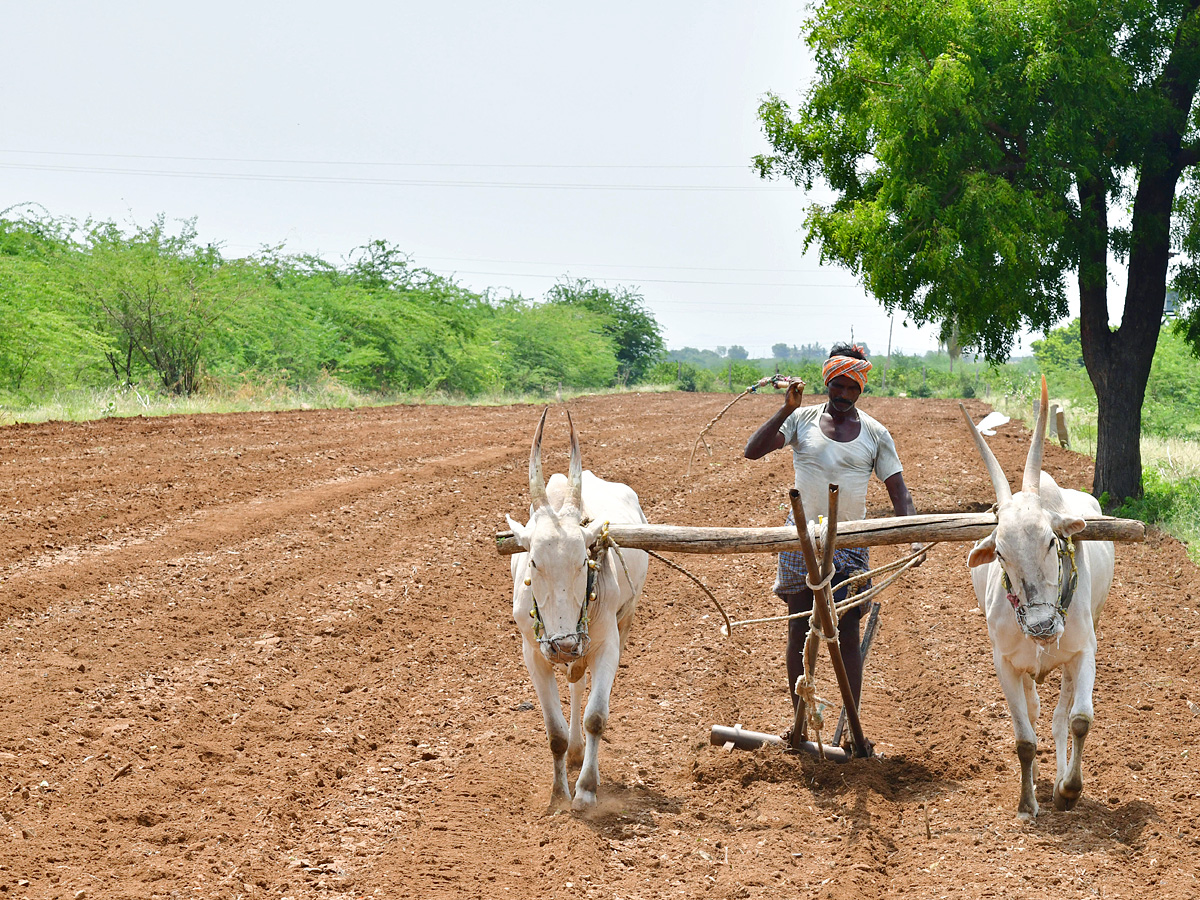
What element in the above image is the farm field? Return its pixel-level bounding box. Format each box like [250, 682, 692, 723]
[0, 392, 1197, 900]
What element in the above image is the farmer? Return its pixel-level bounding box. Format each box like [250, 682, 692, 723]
[744, 343, 921, 742]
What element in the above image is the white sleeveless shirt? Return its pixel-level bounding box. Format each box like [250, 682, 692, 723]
[778, 403, 903, 526]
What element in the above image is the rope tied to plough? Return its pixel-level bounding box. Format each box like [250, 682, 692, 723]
[725, 542, 935, 630]
[645, 550, 733, 636]
[586, 525, 735, 636]
[784, 541, 932, 753]
[685, 374, 805, 478]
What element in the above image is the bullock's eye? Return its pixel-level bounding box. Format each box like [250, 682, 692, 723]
[529, 559, 537, 569]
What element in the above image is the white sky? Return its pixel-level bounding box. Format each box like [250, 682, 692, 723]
[2, 2, 1062, 359]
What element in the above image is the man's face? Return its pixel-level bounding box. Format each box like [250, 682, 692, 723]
[826, 375, 862, 413]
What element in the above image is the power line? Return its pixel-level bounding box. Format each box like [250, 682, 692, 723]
[0, 161, 789, 192]
[449, 268, 861, 288]
[0, 148, 749, 171]
[420, 254, 831, 275]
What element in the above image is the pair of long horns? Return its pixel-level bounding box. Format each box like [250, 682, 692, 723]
[528, 407, 583, 512]
[959, 376, 1049, 503]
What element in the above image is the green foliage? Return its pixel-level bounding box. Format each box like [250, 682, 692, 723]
[647, 360, 713, 392]
[666, 346, 728, 369]
[76, 217, 240, 394]
[1030, 318, 1200, 440]
[754, 0, 1128, 361]
[1144, 326, 1200, 439]
[0, 213, 672, 401]
[0, 215, 109, 394]
[490, 297, 618, 394]
[1031, 318, 1083, 370]
[1116, 468, 1200, 563]
[756, 0, 1200, 500]
[544, 278, 664, 383]
[771, 341, 827, 361]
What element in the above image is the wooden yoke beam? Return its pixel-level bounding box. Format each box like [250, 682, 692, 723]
[494, 513, 1144, 556]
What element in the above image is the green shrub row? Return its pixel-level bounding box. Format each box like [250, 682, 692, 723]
[0, 213, 664, 403]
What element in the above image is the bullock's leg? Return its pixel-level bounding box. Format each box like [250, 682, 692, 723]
[523, 640, 572, 811]
[572, 641, 620, 811]
[994, 653, 1039, 821]
[567, 671, 587, 770]
[1053, 655, 1095, 811]
[1023, 676, 1040, 784]
[1050, 668, 1074, 800]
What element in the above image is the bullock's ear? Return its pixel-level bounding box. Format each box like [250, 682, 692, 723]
[583, 518, 607, 549]
[967, 532, 997, 567]
[1049, 511, 1087, 538]
[506, 514, 532, 550]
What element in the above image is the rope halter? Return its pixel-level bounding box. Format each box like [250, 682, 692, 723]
[523, 522, 620, 662]
[1002, 534, 1079, 638]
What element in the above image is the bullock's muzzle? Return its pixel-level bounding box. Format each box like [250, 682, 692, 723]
[1014, 601, 1064, 644]
[540, 631, 590, 664]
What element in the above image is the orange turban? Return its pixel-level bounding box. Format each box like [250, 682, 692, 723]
[822, 354, 872, 388]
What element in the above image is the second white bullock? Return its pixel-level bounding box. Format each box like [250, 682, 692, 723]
[960, 378, 1115, 821]
[505, 408, 649, 811]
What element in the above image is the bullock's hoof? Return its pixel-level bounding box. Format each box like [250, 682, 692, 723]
[546, 788, 571, 815]
[571, 789, 597, 811]
[1053, 783, 1081, 811]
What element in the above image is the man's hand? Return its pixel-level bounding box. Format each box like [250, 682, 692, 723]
[744, 379, 804, 460]
[782, 378, 806, 411]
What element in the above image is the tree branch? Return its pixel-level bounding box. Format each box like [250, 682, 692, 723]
[853, 75, 901, 89]
[983, 121, 1028, 160]
[1176, 144, 1200, 168]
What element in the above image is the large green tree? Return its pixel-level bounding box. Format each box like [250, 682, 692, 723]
[756, 0, 1200, 502]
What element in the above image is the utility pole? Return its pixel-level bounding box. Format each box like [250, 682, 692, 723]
[883, 315, 893, 390]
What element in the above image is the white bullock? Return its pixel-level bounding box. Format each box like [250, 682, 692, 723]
[506, 408, 649, 811]
[960, 378, 1115, 821]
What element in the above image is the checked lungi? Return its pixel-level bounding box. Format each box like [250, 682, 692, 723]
[773, 509, 870, 601]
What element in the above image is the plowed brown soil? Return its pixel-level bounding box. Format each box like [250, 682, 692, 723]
[1, 393, 1197, 900]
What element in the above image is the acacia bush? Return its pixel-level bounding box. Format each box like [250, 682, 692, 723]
[0, 212, 665, 401]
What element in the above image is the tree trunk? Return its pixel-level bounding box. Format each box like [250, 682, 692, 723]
[1077, 14, 1200, 503]
[1092, 372, 1147, 503]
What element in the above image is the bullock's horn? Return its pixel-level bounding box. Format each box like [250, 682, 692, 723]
[958, 402, 1013, 504]
[529, 407, 550, 511]
[566, 409, 583, 512]
[1022, 376, 1049, 495]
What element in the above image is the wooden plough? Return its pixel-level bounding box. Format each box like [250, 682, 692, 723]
[495, 493, 1145, 762]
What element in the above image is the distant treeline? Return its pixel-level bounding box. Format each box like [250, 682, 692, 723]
[6, 210, 1197, 438]
[0, 212, 665, 400]
[659, 342, 991, 398]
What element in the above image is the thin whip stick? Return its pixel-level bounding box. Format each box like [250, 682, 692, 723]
[685, 375, 804, 478]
